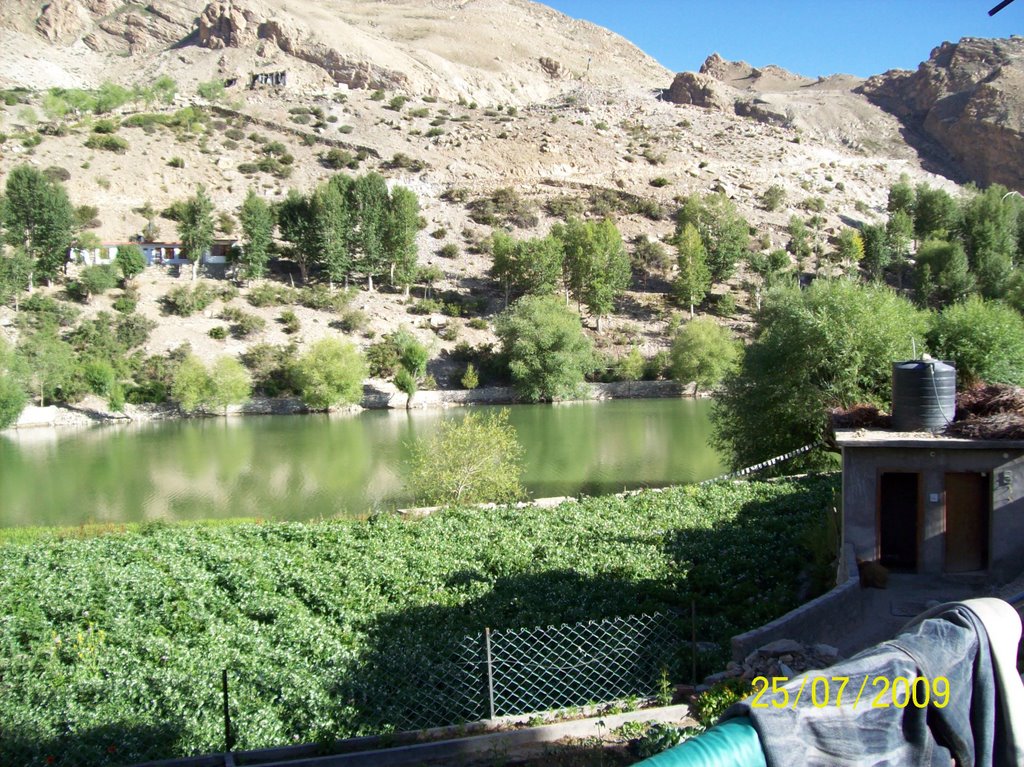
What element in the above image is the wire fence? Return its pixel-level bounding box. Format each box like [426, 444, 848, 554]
[339, 611, 686, 733]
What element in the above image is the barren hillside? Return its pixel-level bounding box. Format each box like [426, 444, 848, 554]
[0, 0, 984, 389]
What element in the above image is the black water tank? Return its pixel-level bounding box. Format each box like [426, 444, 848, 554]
[891, 360, 956, 432]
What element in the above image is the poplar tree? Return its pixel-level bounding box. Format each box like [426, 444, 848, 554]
[276, 189, 315, 284]
[674, 222, 711, 318]
[350, 172, 389, 290]
[384, 185, 420, 296]
[238, 189, 273, 282]
[178, 184, 215, 281]
[309, 181, 351, 288]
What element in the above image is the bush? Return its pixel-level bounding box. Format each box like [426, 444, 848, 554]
[335, 308, 367, 333]
[70, 265, 117, 302]
[247, 283, 297, 307]
[167, 157, 184, 168]
[240, 343, 298, 396]
[407, 410, 523, 505]
[84, 134, 129, 153]
[320, 148, 358, 170]
[759, 184, 786, 211]
[671, 318, 740, 396]
[438, 243, 459, 259]
[650, 177, 670, 188]
[112, 294, 137, 314]
[279, 309, 300, 334]
[163, 283, 217, 316]
[92, 119, 118, 134]
[926, 297, 1024, 387]
[208, 326, 228, 340]
[197, 80, 225, 102]
[292, 338, 367, 410]
[299, 285, 350, 313]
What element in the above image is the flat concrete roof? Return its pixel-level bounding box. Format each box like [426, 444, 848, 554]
[834, 428, 1024, 451]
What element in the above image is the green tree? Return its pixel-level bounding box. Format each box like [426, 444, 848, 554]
[554, 218, 630, 330]
[309, 180, 352, 288]
[745, 249, 789, 312]
[406, 409, 524, 506]
[887, 174, 916, 217]
[885, 209, 914, 288]
[73, 265, 117, 303]
[631, 236, 671, 291]
[832, 228, 864, 277]
[208, 356, 253, 414]
[491, 231, 563, 305]
[292, 338, 367, 411]
[1, 165, 74, 284]
[927, 297, 1024, 387]
[178, 185, 215, 281]
[0, 340, 27, 429]
[349, 172, 390, 290]
[712, 280, 926, 472]
[0, 249, 33, 310]
[17, 331, 79, 407]
[957, 184, 1018, 299]
[461, 363, 479, 390]
[171, 354, 213, 413]
[384, 185, 420, 296]
[674, 222, 711, 317]
[674, 192, 749, 281]
[859, 223, 890, 282]
[276, 189, 315, 284]
[238, 189, 274, 282]
[392, 330, 428, 408]
[913, 239, 975, 308]
[670, 317, 740, 396]
[115, 244, 146, 283]
[913, 184, 958, 241]
[495, 294, 593, 402]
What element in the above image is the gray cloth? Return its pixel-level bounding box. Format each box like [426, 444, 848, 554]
[724, 599, 1024, 767]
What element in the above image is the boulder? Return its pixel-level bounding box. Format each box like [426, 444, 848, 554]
[663, 71, 733, 111]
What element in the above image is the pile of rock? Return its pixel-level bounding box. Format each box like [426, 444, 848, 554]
[703, 638, 842, 687]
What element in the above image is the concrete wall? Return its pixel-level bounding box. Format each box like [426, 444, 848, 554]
[842, 445, 1024, 581]
[731, 544, 863, 661]
[366, 380, 687, 410]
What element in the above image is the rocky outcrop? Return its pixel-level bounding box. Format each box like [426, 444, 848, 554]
[663, 71, 733, 110]
[859, 37, 1024, 188]
[35, 0, 88, 42]
[196, 0, 408, 90]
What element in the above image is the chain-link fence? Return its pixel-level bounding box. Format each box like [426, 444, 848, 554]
[341, 611, 686, 733]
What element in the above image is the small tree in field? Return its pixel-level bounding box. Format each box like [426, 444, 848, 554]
[115, 244, 146, 283]
[292, 338, 367, 411]
[171, 355, 213, 413]
[495, 294, 593, 402]
[178, 185, 215, 281]
[671, 317, 740, 396]
[407, 409, 524, 506]
[208, 357, 252, 414]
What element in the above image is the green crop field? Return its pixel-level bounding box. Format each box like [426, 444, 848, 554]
[0, 475, 839, 766]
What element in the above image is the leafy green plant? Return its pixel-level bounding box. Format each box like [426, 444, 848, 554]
[690, 679, 753, 728]
[84, 134, 128, 153]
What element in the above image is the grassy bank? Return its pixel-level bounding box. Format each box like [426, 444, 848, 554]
[0, 475, 839, 766]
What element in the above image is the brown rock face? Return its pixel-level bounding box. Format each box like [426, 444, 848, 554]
[35, 0, 86, 42]
[663, 71, 733, 110]
[198, 1, 262, 49]
[859, 37, 1024, 188]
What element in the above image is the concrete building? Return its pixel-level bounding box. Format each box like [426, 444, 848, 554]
[834, 429, 1024, 581]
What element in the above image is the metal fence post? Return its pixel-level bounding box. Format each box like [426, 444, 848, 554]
[484, 628, 496, 719]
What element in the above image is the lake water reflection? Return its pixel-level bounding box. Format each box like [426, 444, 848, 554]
[0, 398, 724, 527]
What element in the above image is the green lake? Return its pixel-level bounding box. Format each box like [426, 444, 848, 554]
[0, 398, 724, 528]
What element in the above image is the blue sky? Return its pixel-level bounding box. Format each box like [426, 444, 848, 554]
[541, 1, 1021, 78]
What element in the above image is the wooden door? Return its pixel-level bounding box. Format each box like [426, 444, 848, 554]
[878, 472, 919, 570]
[945, 472, 989, 573]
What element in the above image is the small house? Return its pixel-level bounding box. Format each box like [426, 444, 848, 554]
[834, 361, 1024, 582]
[68, 239, 238, 268]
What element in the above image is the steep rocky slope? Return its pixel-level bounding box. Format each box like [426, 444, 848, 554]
[859, 36, 1024, 188]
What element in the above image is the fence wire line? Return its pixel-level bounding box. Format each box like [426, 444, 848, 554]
[332, 610, 685, 733]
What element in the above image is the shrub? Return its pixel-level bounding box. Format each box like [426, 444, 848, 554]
[44, 166, 71, 183]
[292, 338, 367, 410]
[197, 80, 225, 101]
[650, 177, 670, 188]
[759, 184, 786, 211]
[438, 243, 459, 259]
[461, 363, 479, 389]
[299, 285, 350, 312]
[112, 294, 137, 314]
[247, 283, 297, 307]
[209, 326, 228, 340]
[335, 308, 368, 333]
[167, 156, 184, 168]
[320, 148, 358, 170]
[92, 119, 118, 134]
[927, 297, 1024, 387]
[407, 409, 524, 505]
[279, 309, 301, 334]
[84, 134, 129, 153]
[163, 283, 217, 316]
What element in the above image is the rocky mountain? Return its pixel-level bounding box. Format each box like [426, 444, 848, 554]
[859, 36, 1024, 188]
[0, 0, 670, 102]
